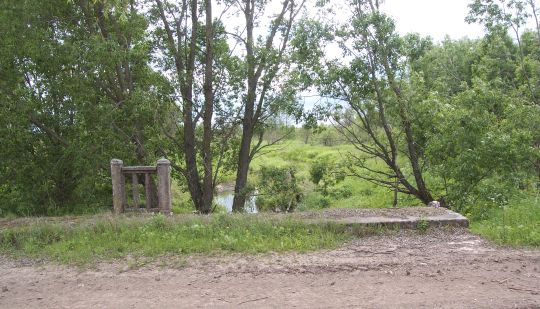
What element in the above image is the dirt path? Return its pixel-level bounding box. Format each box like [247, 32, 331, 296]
[1, 229, 539, 308]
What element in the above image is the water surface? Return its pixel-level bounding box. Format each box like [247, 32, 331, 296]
[215, 191, 258, 213]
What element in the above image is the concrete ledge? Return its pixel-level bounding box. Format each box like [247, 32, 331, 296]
[300, 208, 469, 229]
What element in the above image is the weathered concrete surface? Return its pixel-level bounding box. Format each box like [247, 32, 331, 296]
[299, 207, 469, 229]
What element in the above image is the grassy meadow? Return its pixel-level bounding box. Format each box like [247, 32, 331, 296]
[249, 139, 419, 210]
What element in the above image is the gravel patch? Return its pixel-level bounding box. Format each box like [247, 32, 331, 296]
[295, 206, 449, 220]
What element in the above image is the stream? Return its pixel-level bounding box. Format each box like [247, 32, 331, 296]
[215, 191, 258, 213]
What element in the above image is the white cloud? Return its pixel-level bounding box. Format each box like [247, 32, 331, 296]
[380, 0, 485, 41]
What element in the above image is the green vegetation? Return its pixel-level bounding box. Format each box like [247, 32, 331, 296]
[416, 218, 430, 233]
[471, 196, 540, 247]
[0, 214, 356, 265]
[1, 0, 539, 250]
[250, 139, 420, 210]
[256, 166, 302, 212]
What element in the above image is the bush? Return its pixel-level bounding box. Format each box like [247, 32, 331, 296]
[309, 156, 346, 196]
[256, 166, 303, 212]
[300, 192, 331, 210]
[317, 128, 341, 146]
[328, 185, 353, 199]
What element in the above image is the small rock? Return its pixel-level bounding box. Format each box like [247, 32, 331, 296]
[405, 270, 411, 276]
[1, 286, 8, 293]
[330, 281, 335, 286]
[428, 201, 440, 208]
[155, 277, 161, 282]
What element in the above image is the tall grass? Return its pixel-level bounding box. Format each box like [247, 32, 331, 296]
[471, 196, 540, 247]
[0, 214, 354, 265]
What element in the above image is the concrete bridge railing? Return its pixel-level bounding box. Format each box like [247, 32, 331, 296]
[110, 159, 171, 214]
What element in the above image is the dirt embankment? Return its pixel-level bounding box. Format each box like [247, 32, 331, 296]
[1, 228, 539, 308]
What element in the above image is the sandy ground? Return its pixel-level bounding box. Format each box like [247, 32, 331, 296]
[1, 228, 539, 308]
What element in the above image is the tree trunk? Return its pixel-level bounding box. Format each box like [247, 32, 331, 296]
[393, 177, 398, 208]
[402, 119, 433, 204]
[232, 122, 254, 211]
[383, 55, 433, 205]
[303, 130, 310, 144]
[232, 78, 256, 211]
[182, 0, 204, 211]
[200, 0, 214, 214]
[155, 0, 218, 213]
[232, 0, 256, 212]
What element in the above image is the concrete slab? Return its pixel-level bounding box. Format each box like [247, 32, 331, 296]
[298, 207, 469, 229]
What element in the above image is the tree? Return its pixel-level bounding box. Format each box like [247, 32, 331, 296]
[467, 0, 540, 105]
[151, 0, 221, 213]
[0, 0, 167, 215]
[468, 0, 540, 191]
[230, 0, 306, 211]
[318, 0, 435, 204]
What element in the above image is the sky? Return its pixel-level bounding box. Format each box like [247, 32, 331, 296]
[222, 0, 488, 48]
[381, 0, 485, 41]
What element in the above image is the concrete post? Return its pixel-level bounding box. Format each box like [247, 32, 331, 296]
[156, 158, 172, 214]
[111, 159, 125, 214]
[132, 173, 140, 209]
[145, 173, 152, 210]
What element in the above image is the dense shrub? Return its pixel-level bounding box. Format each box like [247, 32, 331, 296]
[256, 166, 303, 212]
